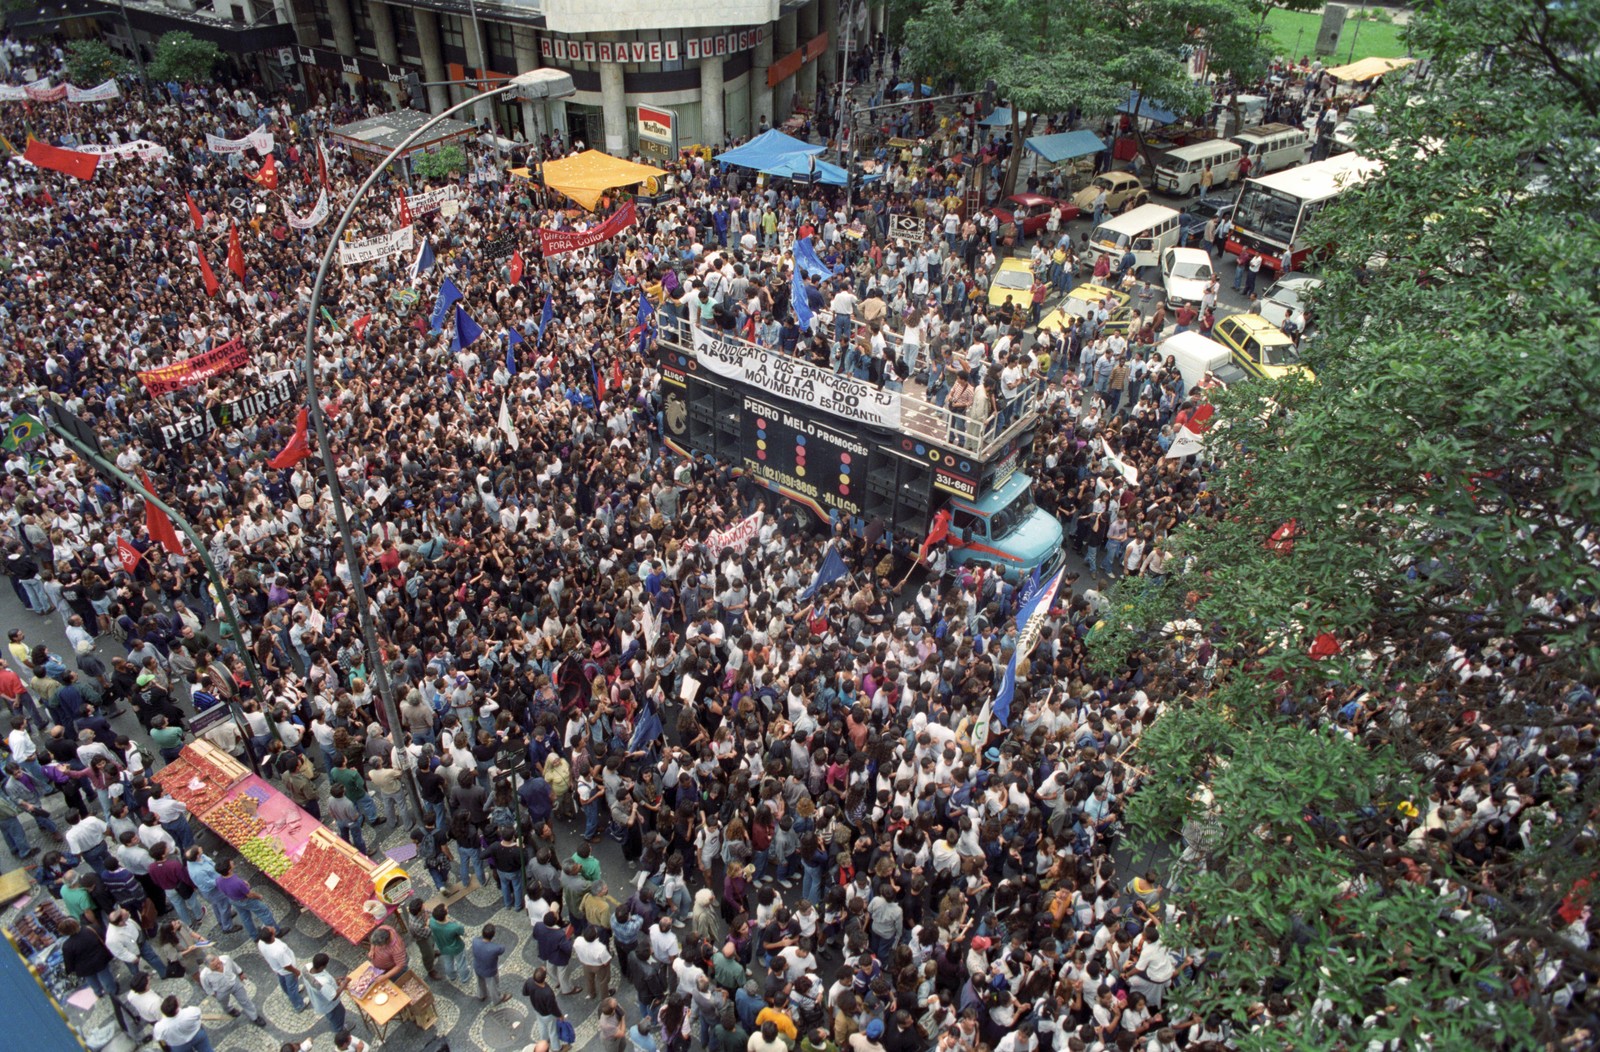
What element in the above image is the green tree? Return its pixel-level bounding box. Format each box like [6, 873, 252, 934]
[65, 40, 129, 85]
[413, 144, 467, 181]
[147, 31, 221, 84]
[1094, 0, 1600, 1045]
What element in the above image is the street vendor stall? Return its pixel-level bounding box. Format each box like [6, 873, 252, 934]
[327, 109, 479, 178]
[153, 743, 404, 944]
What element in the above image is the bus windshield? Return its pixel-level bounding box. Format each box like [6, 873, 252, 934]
[1234, 185, 1302, 247]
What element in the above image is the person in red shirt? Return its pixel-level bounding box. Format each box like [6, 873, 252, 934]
[1175, 303, 1198, 333]
[1030, 278, 1049, 326]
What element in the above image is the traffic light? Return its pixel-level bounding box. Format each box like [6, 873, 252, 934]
[405, 72, 425, 111]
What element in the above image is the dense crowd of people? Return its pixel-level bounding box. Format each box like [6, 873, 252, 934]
[1, 27, 1590, 1052]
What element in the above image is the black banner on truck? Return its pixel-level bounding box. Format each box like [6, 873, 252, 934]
[740, 394, 866, 518]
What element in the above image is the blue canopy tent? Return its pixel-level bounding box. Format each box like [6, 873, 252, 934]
[1025, 130, 1108, 164]
[763, 151, 850, 186]
[979, 107, 1032, 128]
[1118, 92, 1178, 125]
[714, 129, 824, 172]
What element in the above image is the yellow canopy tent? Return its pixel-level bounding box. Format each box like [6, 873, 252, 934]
[511, 149, 666, 210]
[1325, 56, 1415, 83]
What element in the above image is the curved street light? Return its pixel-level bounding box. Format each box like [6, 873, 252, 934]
[300, 70, 573, 817]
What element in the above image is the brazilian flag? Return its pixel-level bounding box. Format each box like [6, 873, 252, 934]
[2, 413, 43, 451]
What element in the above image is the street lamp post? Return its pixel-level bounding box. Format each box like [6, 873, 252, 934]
[302, 69, 572, 821]
[43, 416, 264, 774]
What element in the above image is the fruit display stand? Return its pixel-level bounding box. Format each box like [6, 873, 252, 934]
[276, 828, 384, 943]
[155, 746, 387, 945]
[151, 742, 250, 816]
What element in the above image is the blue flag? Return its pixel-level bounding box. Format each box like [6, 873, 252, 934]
[506, 328, 522, 375]
[792, 266, 814, 332]
[538, 291, 554, 342]
[429, 277, 462, 333]
[411, 238, 435, 283]
[451, 304, 483, 352]
[635, 288, 656, 353]
[629, 698, 664, 754]
[992, 565, 1066, 726]
[801, 544, 848, 601]
[794, 236, 841, 280]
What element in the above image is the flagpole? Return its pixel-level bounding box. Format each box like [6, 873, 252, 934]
[42, 415, 263, 774]
[300, 73, 569, 821]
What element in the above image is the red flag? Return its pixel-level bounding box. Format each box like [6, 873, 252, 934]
[396, 189, 413, 227]
[594, 365, 608, 404]
[509, 250, 524, 286]
[1265, 519, 1300, 555]
[23, 136, 99, 181]
[137, 470, 183, 555]
[226, 221, 246, 280]
[317, 140, 331, 192]
[918, 508, 955, 562]
[268, 407, 313, 469]
[116, 537, 144, 575]
[352, 314, 372, 341]
[185, 191, 204, 231]
[194, 242, 219, 297]
[611, 359, 624, 394]
[1309, 632, 1341, 660]
[252, 153, 278, 190]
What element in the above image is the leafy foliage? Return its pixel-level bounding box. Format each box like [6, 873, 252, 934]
[65, 40, 130, 86]
[147, 31, 221, 84]
[413, 144, 467, 181]
[1085, 0, 1600, 1044]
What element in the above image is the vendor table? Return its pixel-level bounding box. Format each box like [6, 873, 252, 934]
[350, 964, 436, 1039]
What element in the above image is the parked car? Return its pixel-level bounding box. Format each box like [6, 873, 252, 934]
[1160, 247, 1216, 309]
[1070, 171, 1149, 213]
[1213, 312, 1314, 381]
[1037, 283, 1135, 335]
[988, 257, 1036, 310]
[1178, 193, 1236, 245]
[987, 193, 1081, 238]
[1259, 273, 1323, 333]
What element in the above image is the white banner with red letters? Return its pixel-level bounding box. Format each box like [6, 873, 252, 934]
[705, 511, 762, 557]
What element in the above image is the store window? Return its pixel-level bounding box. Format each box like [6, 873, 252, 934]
[487, 23, 517, 72]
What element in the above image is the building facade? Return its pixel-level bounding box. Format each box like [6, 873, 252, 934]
[281, 0, 870, 153]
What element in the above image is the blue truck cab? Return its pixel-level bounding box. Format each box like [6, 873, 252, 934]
[945, 470, 1066, 582]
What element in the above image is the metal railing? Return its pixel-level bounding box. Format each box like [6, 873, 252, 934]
[656, 314, 1043, 461]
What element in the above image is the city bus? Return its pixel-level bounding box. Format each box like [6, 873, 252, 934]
[1224, 153, 1382, 273]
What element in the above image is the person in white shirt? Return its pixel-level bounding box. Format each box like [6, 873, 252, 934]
[152, 996, 210, 1050]
[257, 926, 310, 1012]
[199, 953, 266, 1026]
[105, 909, 165, 980]
[648, 916, 681, 964]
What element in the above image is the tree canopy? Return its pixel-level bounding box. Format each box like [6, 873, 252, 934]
[147, 31, 222, 84]
[64, 40, 129, 86]
[1087, 0, 1600, 1045]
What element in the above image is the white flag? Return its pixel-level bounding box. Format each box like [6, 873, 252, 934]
[498, 396, 520, 450]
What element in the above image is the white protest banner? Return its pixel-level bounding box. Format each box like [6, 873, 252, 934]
[77, 140, 169, 164]
[0, 85, 27, 102]
[285, 189, 331, 231]
[338, 225, 414, 266]
[406, 186, 460, 215]
[705, 511, 763, 557]
[1097, 438, 1140, 484]
[206, 126, 275, 155]
[690, 328, 902, 430]
[66, 80, 121, 103]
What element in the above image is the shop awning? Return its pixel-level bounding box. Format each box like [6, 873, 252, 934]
[761, 152, 850, 186]
[713, 129, 825, 172]
[1025, 130, 1107, 163]
[1325, 56, 1416, 83]
[1118, 91, 1178, 125]
[533, 150, 667, 210]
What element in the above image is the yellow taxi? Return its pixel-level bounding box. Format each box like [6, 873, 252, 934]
[1037, 283, 1135, 335]
[1070, 171, 1149, 213]
[987, 256, 1036, 311]
[1212, 313, 1316, 381]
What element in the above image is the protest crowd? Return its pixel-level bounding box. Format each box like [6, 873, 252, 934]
[0, 26, 1593, 1052]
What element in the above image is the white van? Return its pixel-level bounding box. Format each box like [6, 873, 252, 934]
[1231, 123, 1312, 175]
[1152, 140, 1243, 196]
[1087, 203, 1182, 273]
[1159, 331, 1245, 391]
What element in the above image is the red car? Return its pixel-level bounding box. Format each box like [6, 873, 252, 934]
[988, 193, 1081, 238]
